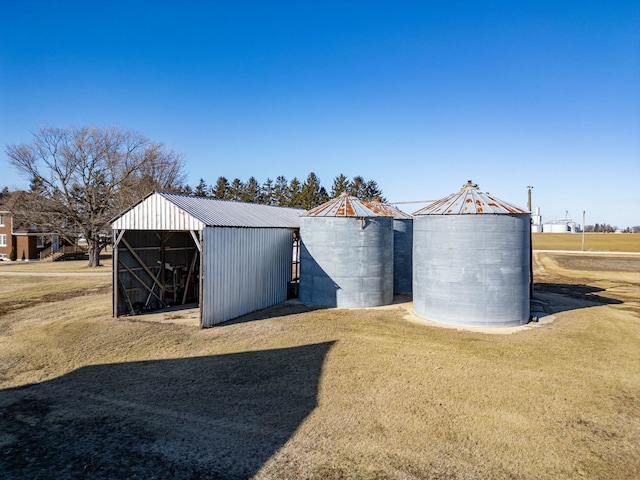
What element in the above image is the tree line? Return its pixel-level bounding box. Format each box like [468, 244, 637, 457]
[2, 125, 387, 267]
[181, 173, 385, 210]
[584, 224, 640, 233]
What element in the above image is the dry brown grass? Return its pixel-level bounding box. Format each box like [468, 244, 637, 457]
[1, 252, 639, 479]
[533, 232, 640, 252]
[0, 255, 112, 273]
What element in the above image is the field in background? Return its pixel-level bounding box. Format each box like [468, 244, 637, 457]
[533, 232, 640, 252]
[1, 248, 639, 479]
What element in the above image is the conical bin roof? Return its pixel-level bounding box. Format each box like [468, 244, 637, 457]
[365, 199, 413, 219]
[413, 181, 528, 216]
[305, 192, 381, 217]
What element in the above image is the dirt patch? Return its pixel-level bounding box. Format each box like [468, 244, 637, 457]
[551, 254, 640, 273]
[0, 284, 111, 317]
[534, 253, 640, 315]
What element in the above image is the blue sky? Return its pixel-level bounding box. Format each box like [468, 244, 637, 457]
[1, 1, 639, 227]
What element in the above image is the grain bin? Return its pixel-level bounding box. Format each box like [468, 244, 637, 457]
[299, 192, 394, 308]
[366, 199, 413, 294]
[413, 181, 531, 327]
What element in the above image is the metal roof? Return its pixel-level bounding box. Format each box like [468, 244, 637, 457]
[304, 192, 381, 217]
[157, 192, 304, 228]
[365, 199, 413, 219]
[413, 181, 528, 216]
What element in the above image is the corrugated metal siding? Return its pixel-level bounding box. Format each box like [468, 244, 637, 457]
[413, 214, 531, 327]
[112, 192, 303, 230]
[298, 216, 394, 308]
[158, 192, 303, 228]
[112, 193, 204, 230]
[392, 218, 413, 294]
[201, 227, 294, 327]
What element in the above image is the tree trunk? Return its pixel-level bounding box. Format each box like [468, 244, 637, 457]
[87, 238, 103, 267]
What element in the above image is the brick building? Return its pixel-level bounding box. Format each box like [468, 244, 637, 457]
[0, 209, 60, 261]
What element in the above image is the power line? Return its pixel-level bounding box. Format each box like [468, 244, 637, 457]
[387, 199, 436, 205]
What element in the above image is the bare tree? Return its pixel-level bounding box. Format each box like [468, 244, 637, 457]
[6, 126, 186, 266]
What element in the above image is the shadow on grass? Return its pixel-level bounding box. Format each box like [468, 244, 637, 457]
[218, 300, 326, 326]
[0, 342, 335, 479]
[533, 283, 623, 315]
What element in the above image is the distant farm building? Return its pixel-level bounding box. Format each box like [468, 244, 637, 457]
[111, 192, 303, 327]
[532, 207, 580, 233]
[542, 220, 579, 233]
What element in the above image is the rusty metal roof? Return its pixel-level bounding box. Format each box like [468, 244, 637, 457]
[413, 181, 528, 216]
[365, 199, 413, 219]
[305, 192, 380, 217]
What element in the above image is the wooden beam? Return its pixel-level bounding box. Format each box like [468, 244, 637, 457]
[120, 236, 166, 292]
[118, 282, 136, 315]
[113, 229, 120, 317]
[190, 230, 202, 252]
[118, 260, 166, 307]
[145, 266, 165, 308]
[113, 229, 125, 247]
[182, 250, 199, 305]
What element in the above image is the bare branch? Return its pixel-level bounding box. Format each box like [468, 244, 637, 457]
[5, 126, 187, 266]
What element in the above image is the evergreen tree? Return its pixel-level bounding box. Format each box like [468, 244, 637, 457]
[300, 172, 329, 209]
[331, 173, 349, 198]
[260, 178, 274, 205]
[288, 177, 302, 208]
[273, 176, 289, 206]
[181, 171, 385, 206]
[211, 176, 229, 199]
[241, 177, 261, 203]
[194, 178, 208, 197]
[363, 180, 385, 202]
[349, 176, 366, 198]
[228, 178, 244, 201]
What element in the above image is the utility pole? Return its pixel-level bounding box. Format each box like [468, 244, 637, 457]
[526, 186, 533, 212]
[582, 210, 586, 251]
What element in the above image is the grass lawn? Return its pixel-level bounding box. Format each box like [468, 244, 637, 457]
[0, 248, 638, 479]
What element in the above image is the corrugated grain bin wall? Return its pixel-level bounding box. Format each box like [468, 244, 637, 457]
[366, 200, 413, 294]
[392, 217, 413, 294]
[299, 193, 394, 308]
[412, 181, 531, 327]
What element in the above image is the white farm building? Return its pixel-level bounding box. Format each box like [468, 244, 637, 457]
[111, 192, 303, 327]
